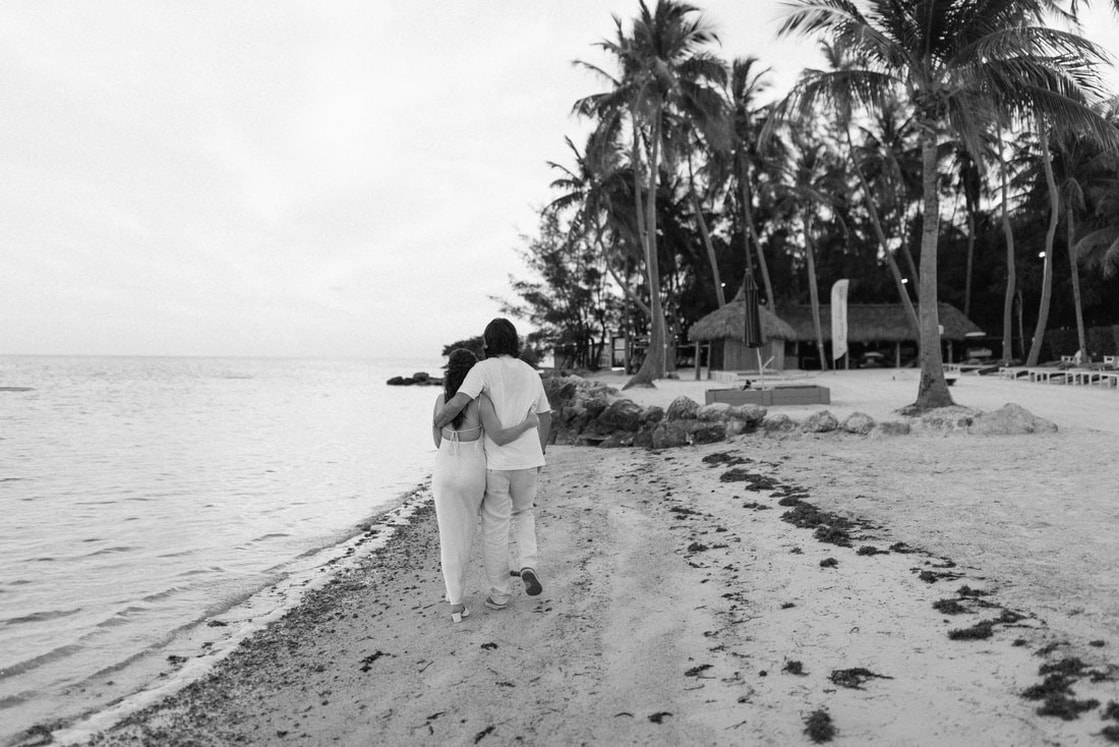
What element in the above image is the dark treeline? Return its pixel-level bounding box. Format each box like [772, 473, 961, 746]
[495, 0, 1119, 408]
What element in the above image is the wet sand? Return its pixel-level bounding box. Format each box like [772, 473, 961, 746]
[36, 370, 1119, 745]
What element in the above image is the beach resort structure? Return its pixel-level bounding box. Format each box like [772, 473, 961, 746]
[690, 299, 982, 371]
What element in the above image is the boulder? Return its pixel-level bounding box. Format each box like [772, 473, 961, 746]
[915, 406, 978, 433]
[724, 419, 751, 437]
[802, 410, 839, 433]
[762, 413, 797, 434]
[696, 403, 732, 422]
[665, 396, 701, 422]
[598, 433, 635, 448]
[633, 426, 656, 449]
[690, 421, 727, 445]
[728, 403, 767, 426]
[642, 406, 665, 425]
[597, 398, 644, 432]
[968, 403, 1058, 435]
[651, 421, 690, 449]
[842, 412, 876, 435]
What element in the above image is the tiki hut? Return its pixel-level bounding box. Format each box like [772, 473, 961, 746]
[777, 302, 982, 368]
[688, 291, 796, 371]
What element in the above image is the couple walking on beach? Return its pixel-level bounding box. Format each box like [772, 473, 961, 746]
[431, 318, 552, 623]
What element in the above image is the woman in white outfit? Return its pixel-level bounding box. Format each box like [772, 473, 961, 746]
[432, 349, 537, 623]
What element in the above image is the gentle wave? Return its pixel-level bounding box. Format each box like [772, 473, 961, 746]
[1, 608, 84, 627]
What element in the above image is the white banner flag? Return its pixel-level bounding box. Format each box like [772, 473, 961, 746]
[831, 279, 849, 362]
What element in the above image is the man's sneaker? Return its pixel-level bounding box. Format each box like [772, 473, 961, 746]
[521, 568, 543, 596]
[484, 597, 508, 611]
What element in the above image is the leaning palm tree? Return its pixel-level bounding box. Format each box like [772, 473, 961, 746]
[772, 124, 844, 371]
[574, 0, 725, 388]
[725, 56, 779, 311]
[779, 0, 1116, 408]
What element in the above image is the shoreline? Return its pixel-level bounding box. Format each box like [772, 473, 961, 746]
[35, 486, 435, 747]
[28, 371, 1119, 745]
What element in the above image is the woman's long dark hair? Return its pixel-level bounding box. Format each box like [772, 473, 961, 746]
[443, 348, 478, 429]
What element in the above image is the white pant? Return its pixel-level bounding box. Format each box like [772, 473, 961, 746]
[481, 467, 539, 604]
[432, 437, 485, 605]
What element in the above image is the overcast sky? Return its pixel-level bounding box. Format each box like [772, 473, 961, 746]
[2, 2, 1117, 361]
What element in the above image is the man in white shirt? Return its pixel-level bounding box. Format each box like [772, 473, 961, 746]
[434, 318, 552, 609]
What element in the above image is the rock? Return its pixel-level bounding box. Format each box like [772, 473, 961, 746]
[597, 398, 644, 432]
[642, 406, 665, 425]
[598, 433, 635, 448]
[412, 371, 430, 383]
[633, 426, 655, 449]
[651, 421, 690, 449]
[696, 403, 732, 422]
[724, 419, 751, 437]
[874, 421, 911, 437]
[915, 406, 978, 433]
[762, 413, 797, 434]
[665, 396, 701, 422]
[728, 403, 767, 425]
[386, 376, 413, 386]
[802, 410, 839, 433]
[968, 403, 1058, 435]
[842, 412, 876, 435]
[689, 421, 727, 445]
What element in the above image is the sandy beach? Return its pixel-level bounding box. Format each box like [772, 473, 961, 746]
[34, 369, 1119, 746]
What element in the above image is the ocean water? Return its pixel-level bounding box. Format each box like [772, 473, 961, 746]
[0, 356, 443, 743]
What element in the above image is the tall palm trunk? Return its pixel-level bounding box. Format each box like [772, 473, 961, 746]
[1067, 209, 1087, 357]
[999, 129, 1017, 365]
[740, 165, 776, 310]
[687, 155, 725, 307]
[1026, 118, 1059, 366]
[802, 214, 828, 371]
[914, 133, 953, 409]
[627, 109, 666, 389]
[680, 152, 725, 306]
[693, 193, 725, 306]
[964, 208, 976, 318]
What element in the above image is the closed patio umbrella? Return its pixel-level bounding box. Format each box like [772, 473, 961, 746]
[744, 270, 766, 384]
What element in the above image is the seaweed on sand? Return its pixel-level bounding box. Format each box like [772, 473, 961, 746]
[703, 452, 748, 467]
[804, 709, 836, 742]
[1021, 674, 1075, 700]
[1039, 657, 1087, 677]
[719, 468, 779, 491]
[1036, 694, 1100, 720]
[828, 668, 893, 689]
[947, 620, 996, 640]
[933, 598, 969, 615]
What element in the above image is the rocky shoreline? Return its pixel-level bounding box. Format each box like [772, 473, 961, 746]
[543, 374, 1059, 448]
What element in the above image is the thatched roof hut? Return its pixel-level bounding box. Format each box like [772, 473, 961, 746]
[777, 303, 980, 342]
[687, 296, 796, 343]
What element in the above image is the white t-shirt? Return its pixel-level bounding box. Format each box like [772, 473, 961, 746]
[459, 356, 551, 470]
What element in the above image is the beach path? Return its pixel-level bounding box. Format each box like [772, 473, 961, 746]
[88, 434, 1118, 746]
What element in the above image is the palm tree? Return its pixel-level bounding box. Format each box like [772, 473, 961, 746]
[574, 0, 725, 388]
[805, 41, 920, 337]
[773, 124, 844, 371]
[779, 0, 1116, 408]
[1026, 115, 1061, 366]
[725, 56, 779, 311]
